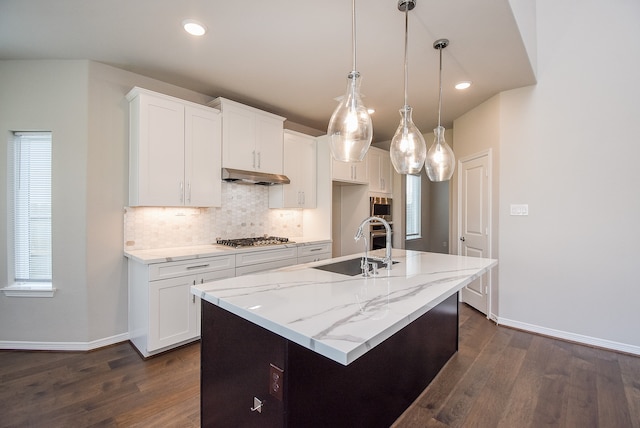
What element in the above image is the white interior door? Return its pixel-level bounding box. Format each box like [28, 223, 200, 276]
[458, 151, 491, 314]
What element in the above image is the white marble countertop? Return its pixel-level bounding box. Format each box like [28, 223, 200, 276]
[124, 237, 331, 264]
[191, 249, 497, 365]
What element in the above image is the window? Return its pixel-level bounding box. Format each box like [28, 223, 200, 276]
[405, 173, 421, 240]
[3, 131, 53, 297]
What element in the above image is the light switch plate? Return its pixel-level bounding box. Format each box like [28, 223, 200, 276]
[510, 204, 529, 216]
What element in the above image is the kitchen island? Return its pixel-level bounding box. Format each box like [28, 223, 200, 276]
[191, 249, 497, 427]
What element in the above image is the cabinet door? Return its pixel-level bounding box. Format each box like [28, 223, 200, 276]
[185, 105, 222, 207]
[332, 158, 353, 182]
[368, 149, 383, 192]
[297, 135, 317, 208]
[352, 155, 369, 184]
[132, 93, 185, 206]
[193, 268, 236, 336]
[332, 157, 368, 184]
[368, 148, 392, 194]
[221, 103, 256, 171]
[148, 275, 197, 351]
[380, 152, 392, 193]
[270, 131, 316, 208]
[255, 113, 284, 174]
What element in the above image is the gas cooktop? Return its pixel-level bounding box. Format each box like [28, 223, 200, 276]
[216, 236, 292, 248]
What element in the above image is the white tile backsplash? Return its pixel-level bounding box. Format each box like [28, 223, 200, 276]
[124, 183, 303, 250]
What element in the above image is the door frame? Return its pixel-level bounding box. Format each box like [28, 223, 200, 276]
[456, 149, 493, 318]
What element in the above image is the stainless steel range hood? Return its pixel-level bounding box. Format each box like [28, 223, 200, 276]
[221, 168, 290, 185]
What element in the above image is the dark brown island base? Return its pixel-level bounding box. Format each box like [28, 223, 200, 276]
[201, 293, 458, 427]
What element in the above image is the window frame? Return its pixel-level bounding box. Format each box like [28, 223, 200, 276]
[2, 131, 55, 297]
[405, 173, 422, 240]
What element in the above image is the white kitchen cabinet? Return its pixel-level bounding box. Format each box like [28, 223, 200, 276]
[269, 130, 317, 208]
[127, 87, 222, 207]
[297, 242, 332, 264]
[128, 254, 235, 357]
[368, 147, 393, 195]
[332, 153, 369, 184]
[209, 97, 285, 175]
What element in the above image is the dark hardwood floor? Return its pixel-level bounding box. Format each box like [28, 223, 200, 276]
[1, 304, 638, 427]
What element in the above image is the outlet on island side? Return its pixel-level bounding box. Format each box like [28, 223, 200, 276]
[269, 364, 284, 401]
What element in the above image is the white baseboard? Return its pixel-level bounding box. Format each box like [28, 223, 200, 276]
[497, 316, 640, 356]
[0, 332, 129, 352]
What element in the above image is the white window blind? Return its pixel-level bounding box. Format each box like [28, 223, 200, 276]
[406, 173, 421, 239]
[10, 132, 52, 283]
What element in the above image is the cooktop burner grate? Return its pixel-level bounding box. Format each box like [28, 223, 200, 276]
[216, 236, 291, 248]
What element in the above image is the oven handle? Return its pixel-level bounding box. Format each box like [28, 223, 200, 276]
[370, 231, 389, 238]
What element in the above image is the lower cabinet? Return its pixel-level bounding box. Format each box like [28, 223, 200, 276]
[128, 241, 331, 357]
[128, 254, 235, 358]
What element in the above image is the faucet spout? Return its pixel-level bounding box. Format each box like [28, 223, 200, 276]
[354, 216, 393, 270]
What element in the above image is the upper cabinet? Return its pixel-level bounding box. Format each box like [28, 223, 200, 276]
[269, 130, 317, 209]
[367, 147, 393, 196]
[208, 97, 285, 175]
[332, 154, 369, 184]
[127, 87, 222, 207]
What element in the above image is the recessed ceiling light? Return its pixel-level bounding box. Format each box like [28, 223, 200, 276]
[367, 108, 375, 114]
[455, 81, 472, 90]
[182, 19, 207, 36]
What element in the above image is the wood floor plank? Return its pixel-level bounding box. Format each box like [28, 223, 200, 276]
[564, 353, 599, 428]
[431, 327, 514, 426]
[461, 335, 528, 427]
[618, 353, 640, 428]
[596, 353, 634, 428]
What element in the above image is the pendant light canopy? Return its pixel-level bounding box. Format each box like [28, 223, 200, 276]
[328, 0, 373, 163]
[425, 39, 456, 182]
[390, 0, 426, 176]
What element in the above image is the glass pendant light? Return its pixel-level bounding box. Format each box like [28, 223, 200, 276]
[425, 39, 456, 182]
[328, 0, 373, 162]
[390, 0, 426, 176]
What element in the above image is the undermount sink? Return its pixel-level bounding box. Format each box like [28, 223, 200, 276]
[313, 257, 398, 277]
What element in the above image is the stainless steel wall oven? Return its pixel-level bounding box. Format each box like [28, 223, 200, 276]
[370, 197, 392, 250]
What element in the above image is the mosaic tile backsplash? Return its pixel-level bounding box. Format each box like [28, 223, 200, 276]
[124, 183, 303, 251]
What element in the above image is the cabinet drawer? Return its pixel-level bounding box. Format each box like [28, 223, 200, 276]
[235, 258, 298, 276]
[235, 246, 297, 268]
[149, 255, 236, 281]
[297, 243, 331, 258]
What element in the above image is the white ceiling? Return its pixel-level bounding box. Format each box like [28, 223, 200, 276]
[0, 0, 536, 143]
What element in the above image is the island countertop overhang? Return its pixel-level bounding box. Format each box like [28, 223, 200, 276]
[191, 249, 497, 365]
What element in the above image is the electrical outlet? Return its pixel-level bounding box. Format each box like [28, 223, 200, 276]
[269, 364, 284, 401]
[510, 204, 529, 216]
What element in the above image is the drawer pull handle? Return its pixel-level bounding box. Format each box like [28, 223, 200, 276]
[310, 248, 322, 252]
[186, 264, 210, 270]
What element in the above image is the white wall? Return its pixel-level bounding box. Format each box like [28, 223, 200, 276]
[455, 0, 640, 353]
[0, 59, 217, 348]
[0, 61, 92, 343]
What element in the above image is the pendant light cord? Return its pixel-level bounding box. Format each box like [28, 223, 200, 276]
[403, 6, 409, 107]
[352, 0, 357, 71]
[437, 45, 443, 127]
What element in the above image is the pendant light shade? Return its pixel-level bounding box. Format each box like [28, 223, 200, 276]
[425, 125, 455, 181]
[390, 0, 426, 175]
[390, 106, 426, 175]
[425, 39, 456, 182]
[328, 71, 373, 162]
[328, 0, 373, 162]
